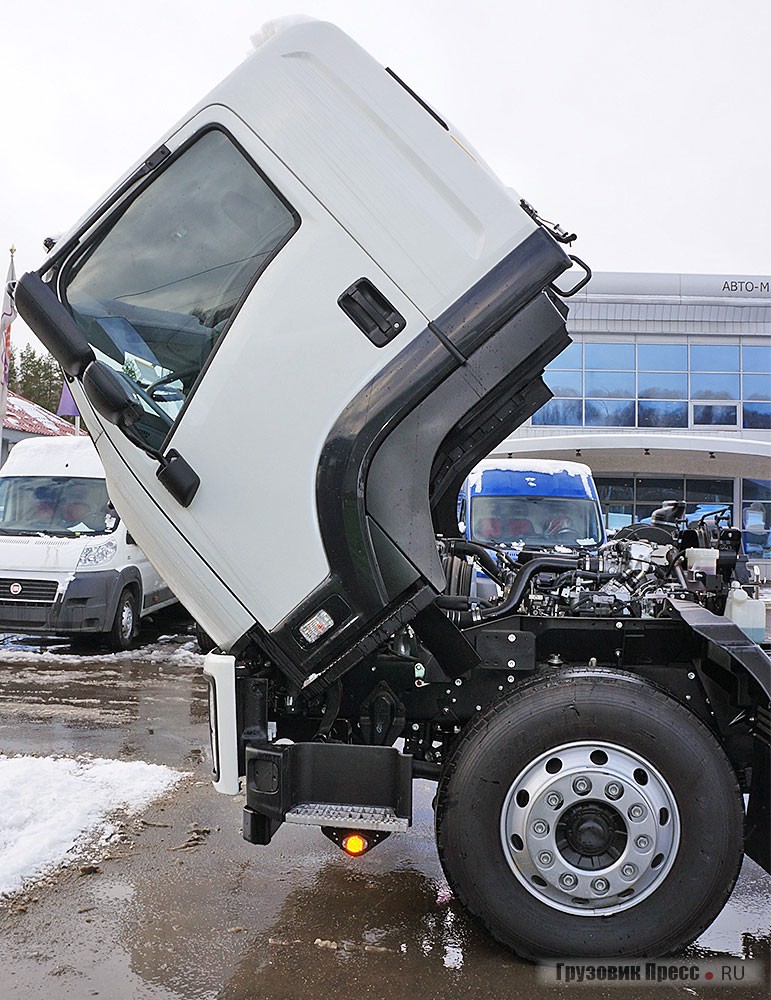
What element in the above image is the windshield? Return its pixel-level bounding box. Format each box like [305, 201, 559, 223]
[0, 477, 116, 536]
[471, 496, 602, 548]
[62, 128, 298, 450]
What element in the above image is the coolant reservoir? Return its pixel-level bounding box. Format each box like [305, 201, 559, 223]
[724, 582, 766, 644]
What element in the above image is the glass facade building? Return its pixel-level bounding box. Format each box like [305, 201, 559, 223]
[499, 272, 771, 565]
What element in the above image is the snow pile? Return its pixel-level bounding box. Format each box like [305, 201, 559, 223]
[0, 641, 204, 668]
[0, 755, 182, 896]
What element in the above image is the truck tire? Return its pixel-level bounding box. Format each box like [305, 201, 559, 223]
[108, 587, 138, 651]
[435, 667, 743, 959]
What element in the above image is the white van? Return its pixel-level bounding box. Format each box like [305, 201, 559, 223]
[0, 436, 175, 648]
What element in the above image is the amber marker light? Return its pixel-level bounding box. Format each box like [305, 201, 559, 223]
[342, 833, 368, 856]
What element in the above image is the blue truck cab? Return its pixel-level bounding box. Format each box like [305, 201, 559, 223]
[459, 458, 605, 595]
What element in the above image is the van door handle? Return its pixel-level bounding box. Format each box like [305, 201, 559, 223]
[338, 278, 406, 347]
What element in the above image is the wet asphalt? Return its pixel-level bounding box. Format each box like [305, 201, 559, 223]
[0, 608, 769, 1000]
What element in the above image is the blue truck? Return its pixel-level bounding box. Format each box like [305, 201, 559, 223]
[460, 458, 605, 551]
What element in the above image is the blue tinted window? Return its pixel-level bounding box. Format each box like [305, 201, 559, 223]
[585, 400, 635, 426]
[636, 476, 684, 501]
[595, 477, 634, 502]
[638, 401, 688, 427]
[544, 370, 582, 397]
[690, 345, 739, 372]
[691, 373, 739, 400]
[743, 479, 771, 501]
[532, 399, 583, 426]
[638, 372, 688, 399]
[742, 374, 771, 401]
[686, 478, 733, 504]
[743, 345, 771, 373]
[585, 371, 635, 398]
[693, 405, 737, 426]
[547, 342, 582, 369]
[585, 343, 634, 370]
[742, 499, 771, 556]
[743, 402, 771, 429]
[637, 344, 687, 371]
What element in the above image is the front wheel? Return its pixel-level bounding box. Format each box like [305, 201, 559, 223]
[107, 587, 138, 651]
[435, 668, 743, 959]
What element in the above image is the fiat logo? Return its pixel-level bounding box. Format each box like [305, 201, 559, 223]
[9, 582, 22, 596]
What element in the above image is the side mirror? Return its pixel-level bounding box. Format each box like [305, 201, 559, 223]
[83, 361, 144, 429]
[82, 360, 200, 509]
[14, 272, 95, 377]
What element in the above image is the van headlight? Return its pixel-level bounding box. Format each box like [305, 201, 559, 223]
[78, 539, 118, 566]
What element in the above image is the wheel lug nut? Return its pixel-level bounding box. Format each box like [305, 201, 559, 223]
[559, 873, 578, 890]
[628, 803, 647, 821]
[621, 863, 637, 880]
[605, 781, 624, 800]
[531, 820, 549, 836]
[545, 792, 563, 809]
[572, 777, 592, 796]
[635, 834, 651, 850]
[591, 877, 609, 894]
[537, 851, 554, 867]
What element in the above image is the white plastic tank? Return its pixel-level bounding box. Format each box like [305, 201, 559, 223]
[724, 582, 766, 644]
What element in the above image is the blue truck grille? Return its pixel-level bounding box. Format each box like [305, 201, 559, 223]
[0, 579, 59, 605]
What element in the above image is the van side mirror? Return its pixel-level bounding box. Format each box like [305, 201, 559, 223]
[14, 272, 95, 377]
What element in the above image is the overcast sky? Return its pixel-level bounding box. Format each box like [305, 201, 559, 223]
[3, 0, 769, 352]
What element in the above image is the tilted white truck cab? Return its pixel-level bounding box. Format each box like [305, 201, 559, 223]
[15, 18, 769, 960]
[0, 436, 174, 648]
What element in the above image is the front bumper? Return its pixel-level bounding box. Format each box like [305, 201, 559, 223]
[202, 652, 240, 795]
[0, 570, 119, 634]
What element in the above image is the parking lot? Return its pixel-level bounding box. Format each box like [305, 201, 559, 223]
[0, 612, 768, 999]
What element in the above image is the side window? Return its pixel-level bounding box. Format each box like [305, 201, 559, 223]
[63, 129, 299, 449]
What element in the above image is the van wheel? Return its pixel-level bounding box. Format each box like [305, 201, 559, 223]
[108, 588, 138, 651]
[435, 667, 743, 959]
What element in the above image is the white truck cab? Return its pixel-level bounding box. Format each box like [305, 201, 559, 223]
[0, 436, 175, 648]
[15, 17, 767, 962]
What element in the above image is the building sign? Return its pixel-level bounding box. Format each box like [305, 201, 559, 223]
[722, 279, 770, 293]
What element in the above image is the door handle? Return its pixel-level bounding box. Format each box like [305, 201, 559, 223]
[338, 278, 406, 347]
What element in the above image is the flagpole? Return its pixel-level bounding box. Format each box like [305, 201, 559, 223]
[0, 246, 17, 466]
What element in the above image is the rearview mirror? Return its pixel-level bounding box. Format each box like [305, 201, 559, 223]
[14, 272, 95, 377]
[83, 360, 144, 428]
[83, 360, 200, 508]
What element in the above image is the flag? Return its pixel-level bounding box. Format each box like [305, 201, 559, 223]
[0, 249, 17, 446]
[57, 378, 80, 417]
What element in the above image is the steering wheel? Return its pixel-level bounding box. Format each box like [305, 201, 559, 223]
[114, 372, 175, 429]
[145, 367, 199, 398]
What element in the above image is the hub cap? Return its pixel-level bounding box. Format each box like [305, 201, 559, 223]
[500, 741, 680, 915]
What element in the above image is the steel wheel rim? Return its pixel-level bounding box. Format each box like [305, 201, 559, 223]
[119, 599, 134, 641]
[500, 741, 681, 916]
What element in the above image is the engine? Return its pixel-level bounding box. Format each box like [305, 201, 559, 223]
[440, 500, 751, 623]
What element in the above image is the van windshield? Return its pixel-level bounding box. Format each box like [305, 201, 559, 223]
[471, 496, 602, 548]
[0, 477, 116, 536]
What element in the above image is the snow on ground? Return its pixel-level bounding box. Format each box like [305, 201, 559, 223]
[0, 755, 183, 897]
[0, 639, 204, 669]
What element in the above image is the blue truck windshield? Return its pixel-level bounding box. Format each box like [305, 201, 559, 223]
[471, 495, 602, 548]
